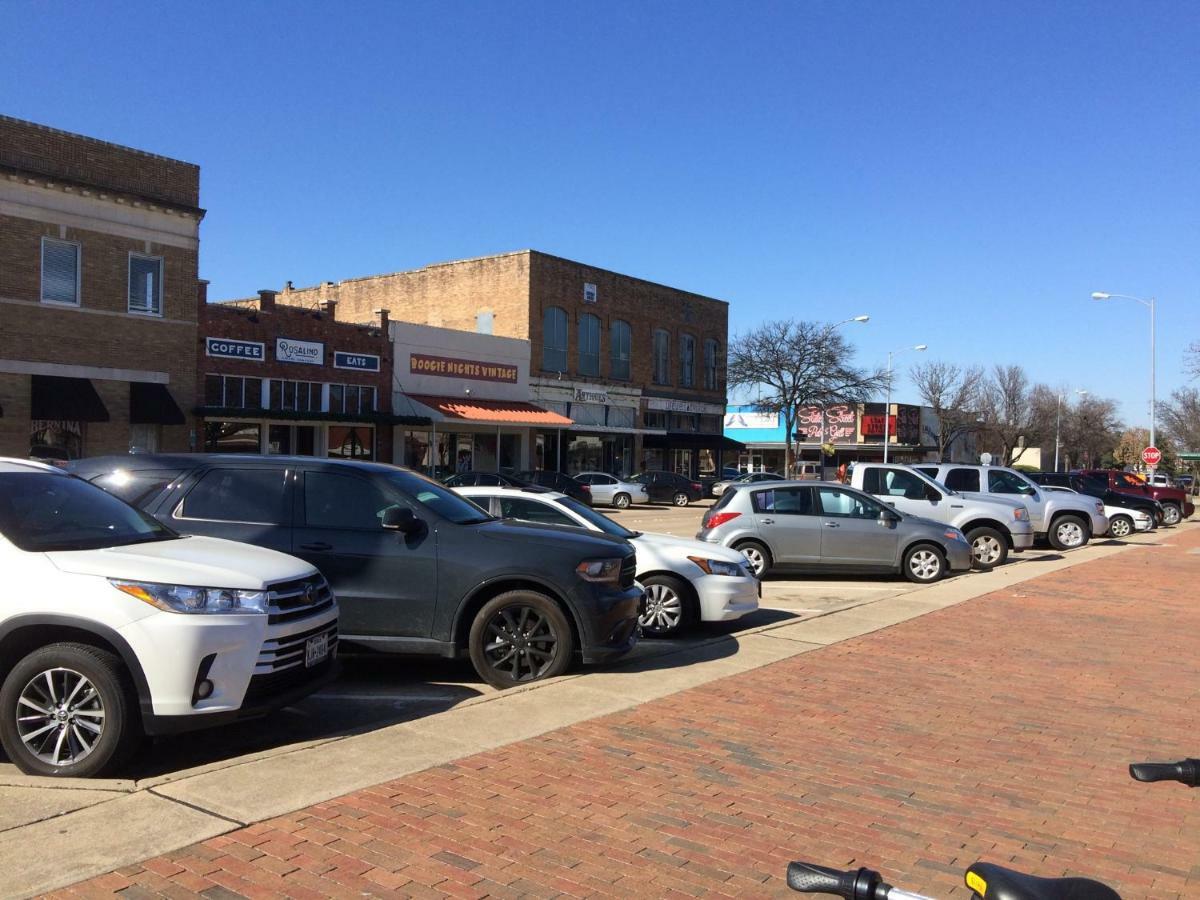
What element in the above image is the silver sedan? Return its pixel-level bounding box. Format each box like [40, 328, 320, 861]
[711, 471, 785, 497]
[574, 472, 650, 509]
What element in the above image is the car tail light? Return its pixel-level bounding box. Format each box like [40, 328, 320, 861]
[691, 482, 701, 492]
[580, 484, 591, 494]
[703, 511, 742, 529]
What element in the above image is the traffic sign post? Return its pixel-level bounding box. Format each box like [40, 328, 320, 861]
[1142, 446, 1162, 468]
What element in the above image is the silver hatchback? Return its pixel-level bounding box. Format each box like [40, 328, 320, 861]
[696, 480, 973, 583]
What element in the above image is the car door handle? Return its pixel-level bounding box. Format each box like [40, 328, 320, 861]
[824, 522, 840, 528]
[299, 542, 333, 551]
[950, 504, 964, 509]
[884, 500, 896, 506]
[760, 517, 775, 525]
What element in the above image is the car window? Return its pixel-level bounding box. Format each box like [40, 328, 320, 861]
[597, 475, 616, 485]
[90, 468, 185, 508]
[181, 468, 288, 524]
[877, 468, 929, 499]
[913, 466, 939, 479]
[944, 469, 980, 492]
[574, 474, 595, 485]
[988, 470, 1036, 495]
[751, 487, 814, 515]
[304, 472, 400, 529]
[556, 496, 634, 537]
[1082, 474, 1110, 492]
[498, 496, 577, 527]
[817, 486, 884, 519]
[1115, 473, 1144, 488]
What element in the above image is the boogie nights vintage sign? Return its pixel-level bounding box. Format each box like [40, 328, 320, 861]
[410, 353, 519, 384]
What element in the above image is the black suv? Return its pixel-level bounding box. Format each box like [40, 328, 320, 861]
[1028, 471, 1163, 526]
[70, 455, 642, 689]
[442, 470, 531, 489]
[632, 470, 705, 506]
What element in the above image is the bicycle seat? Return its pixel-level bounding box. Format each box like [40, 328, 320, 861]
[965, 862, 1121, 900]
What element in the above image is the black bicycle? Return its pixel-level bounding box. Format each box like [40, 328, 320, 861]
[786, 758, 1197, 900]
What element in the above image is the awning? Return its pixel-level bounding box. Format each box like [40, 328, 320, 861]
[404, 395, 573, 427]
[30, 375, 109, 422]
[130, 382, 186, 425]
[642, 432, 746, 451]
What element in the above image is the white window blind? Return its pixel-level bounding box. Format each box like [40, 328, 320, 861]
[41, 239, 80, 304]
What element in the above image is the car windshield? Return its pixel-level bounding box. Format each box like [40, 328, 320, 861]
[382, 471, 495, 524]
[555, 496, 636, 538]
[0, 472, 178, 552]
[1116, 473, 1145, 488]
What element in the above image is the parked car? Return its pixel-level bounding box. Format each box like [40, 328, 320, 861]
[70, 455, 642, 689]
[698, 467, 742, 497]
[912, 463, 1107, 550]
[1041, 486, 1154, 537]
[695, 480, 972, 583]
[572, 472, 649, 509]
[456, 487, 759, 637]
[1147, 473, 1173, 487]
[1029, 472, 1164, 527]
[847, 463, 1034, 569]
[28, 444, 72, 467]
[442, 470, 532, 489]
[1174, 473, 1195, 495]
[1077, 469, 1195, 525]
[0, 459, 338, 777]
[631, 470, 705, 506]
[710, 471, 785, 498]
[516, 470, 593, 505]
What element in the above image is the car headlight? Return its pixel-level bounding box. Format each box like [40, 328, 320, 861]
[1094, 502, 1105, 515]
[576, 558, 623, 584]
[943, 529, 968, 543]
[688, 556, 745, 577]
[111, 580, 269, 614]
[1013, 508, 1027, 521]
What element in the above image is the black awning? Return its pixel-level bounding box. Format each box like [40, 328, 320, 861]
[130, 381, 186, 425]
[30, 375, 110, 422]
[642, 432, 746, 451]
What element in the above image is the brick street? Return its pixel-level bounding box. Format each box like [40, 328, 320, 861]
[57, 528, 1200, 899]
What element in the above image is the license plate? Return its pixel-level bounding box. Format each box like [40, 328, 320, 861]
[305, 633, 329, 668]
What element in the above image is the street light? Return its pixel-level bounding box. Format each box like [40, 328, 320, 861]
[1054, 389, 1088, 472]
[882, 343, 927, 463]
[1092, 291, 1156, 466]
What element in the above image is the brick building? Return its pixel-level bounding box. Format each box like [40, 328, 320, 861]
[254, 251, 736, 479]
[198, 290, 417, 461]
[0, 115, 202, 460]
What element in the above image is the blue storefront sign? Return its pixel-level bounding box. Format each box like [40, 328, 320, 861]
[334, 351, 381, 372]
[205, 337, 265, 361]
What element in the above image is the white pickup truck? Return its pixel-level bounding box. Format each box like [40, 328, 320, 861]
[847, 463, 1034, 569]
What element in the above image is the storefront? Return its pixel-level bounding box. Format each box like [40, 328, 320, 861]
[528, 380, 645, 477]
[640, 397, 734, 478]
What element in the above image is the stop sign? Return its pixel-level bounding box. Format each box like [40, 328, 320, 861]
[1142, 446, 1162, 466]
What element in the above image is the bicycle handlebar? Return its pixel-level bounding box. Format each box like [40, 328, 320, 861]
[1129, 758, 1199, 787]
[786, 862, 890, 899]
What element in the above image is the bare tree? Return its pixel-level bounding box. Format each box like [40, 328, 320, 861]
[908, 361, 985, 460]
[1061, 395, 1122, 469]
[1158, 387, 1200, 453]
[727, 320, 884, 477]
[1186, 342, 1200, 381]
[978, 365, 1047, 465]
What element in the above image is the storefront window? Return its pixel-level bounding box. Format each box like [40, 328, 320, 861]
[565, 434, 632, 477]
[578, 313, 601, 376]
[204, 422, 261, 453]
[328, 425, 374, 460]
[499, 434, 520, 470]
[30, 421, 84, 462]
[699, 449, 717, 476]
[670, 449, 693, 477]
[535, 432, 562, 472]
[269, 424, 317, 455]
[205, 375, 262, 409]
[473, 432, 498, 472]
[269, 379, 321, 413]
[403, 430, 432, 470]
[644, 410, 668, 429]
[610, 320, 631, 380]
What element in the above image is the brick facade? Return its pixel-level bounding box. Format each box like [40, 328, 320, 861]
[0, 116, 203, 460]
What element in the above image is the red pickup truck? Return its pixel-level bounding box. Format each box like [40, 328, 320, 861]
[1076, 469, 1195, 526]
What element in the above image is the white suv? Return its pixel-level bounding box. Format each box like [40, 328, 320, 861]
[0, 460, 338, 777]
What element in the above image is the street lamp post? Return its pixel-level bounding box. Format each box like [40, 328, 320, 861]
[1092, 291, 1156, 467]
[1054, 389, 1088, 472]
[882, 343, 927, 463]
[811, 315, 870, 478]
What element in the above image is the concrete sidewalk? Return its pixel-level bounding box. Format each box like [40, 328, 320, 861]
[15, 527, 1200, 898]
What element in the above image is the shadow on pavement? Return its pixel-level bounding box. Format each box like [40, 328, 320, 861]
[1018, 553, 1065, 563]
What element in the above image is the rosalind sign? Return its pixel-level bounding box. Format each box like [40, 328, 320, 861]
[276, 338, 325, 366]
[410, 353, 518, 384]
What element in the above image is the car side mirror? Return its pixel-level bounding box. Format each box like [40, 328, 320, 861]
[924, 484, 941, 501]
[878, 509, 899, 527]
[381, 506, 422, 535]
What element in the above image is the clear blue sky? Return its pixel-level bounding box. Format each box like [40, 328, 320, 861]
[5, 1, 1197, 426]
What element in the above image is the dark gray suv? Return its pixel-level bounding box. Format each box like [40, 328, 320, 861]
[70, 455, 642, 689]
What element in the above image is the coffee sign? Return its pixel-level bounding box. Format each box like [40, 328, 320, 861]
[276, 338, 324, 366]
[206, 337, 264, 361]
[411, 353, 518, 384]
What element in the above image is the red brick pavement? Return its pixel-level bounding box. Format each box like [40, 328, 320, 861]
[58, 530, 1200, 899]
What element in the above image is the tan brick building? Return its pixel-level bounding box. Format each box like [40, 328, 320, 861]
[254, 251, 735, 478]
[0, 116, 202, 460]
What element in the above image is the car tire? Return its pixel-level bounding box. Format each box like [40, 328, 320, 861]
[1161, 503, 1182, 526]
[672, 491, 690, 507]
[0, 642, 140, 778]
[966, 526, 1008, 570]
[902, 543, 947, 584]
[638, 574, 697, 638]
[1108, 514, 1134, 538]
[613, 493, 631, 509]
[468, 591, 574, 690]
[735, 540, 773, 577]
[1048, 514, 1088, 550]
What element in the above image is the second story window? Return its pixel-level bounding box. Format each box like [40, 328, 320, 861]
[268, 379, 322, 413]
[330, 384, 377, 416]
[703, 339, 720, 390]
[128, 253, 163, 316]
[41, 238, 80, 305]
[205, 375, 263, 409]
[610, 319, 631, 380]
[578, 313, 601, 377]
[680, 333, 696, 387]
[542, 306, 568, 372]
[653, 329, 670, 385]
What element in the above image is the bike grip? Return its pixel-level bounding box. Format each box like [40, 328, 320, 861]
[1129, 759, 1199, 787]
[786, 862, 847, 894]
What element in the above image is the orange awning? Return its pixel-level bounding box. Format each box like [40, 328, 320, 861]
[405, 395, 573, 426]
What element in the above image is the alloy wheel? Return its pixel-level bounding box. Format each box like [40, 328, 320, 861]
[481, 606, 560, 683]
[1162, 505, 1181, 526]
[16, 667, 105, 768]
[640, 583, 684, 634]
[908, 549, 942, 581]
[1109, 517, 1132, 538]
[613, 493, 631, 509]
[673, 492, 689, 506]
[972, 535, 1003, 566]
[1055, 521, 1085, 548]
[739, 546, 766, 576]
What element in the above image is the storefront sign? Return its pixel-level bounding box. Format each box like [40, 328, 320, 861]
[860, 414, 897, 437]
[334, 351, 381, 372]
[724, 411, 778, 430]
[206, 337, 264, 361]
[276, 338, 325, 366]
[646, 397, 725, 415]
[410, 353, 518, 383]
[796, 405, 857, 442]
[574, 386, 609, 404]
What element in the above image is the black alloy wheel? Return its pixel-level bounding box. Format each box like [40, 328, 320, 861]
[468, 591, 574, 689]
